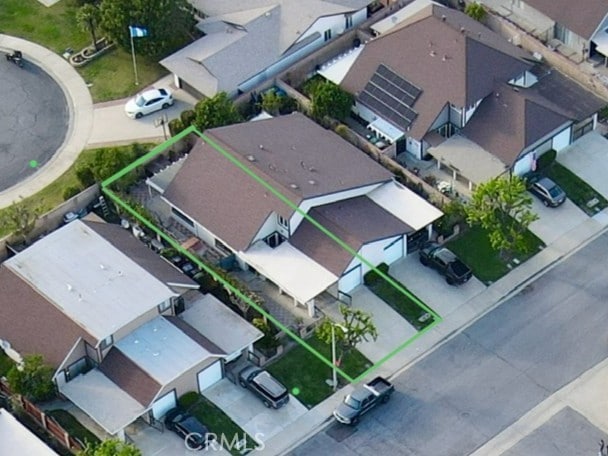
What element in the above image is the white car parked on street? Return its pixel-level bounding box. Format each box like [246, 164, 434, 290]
[124, 88, 173, 119]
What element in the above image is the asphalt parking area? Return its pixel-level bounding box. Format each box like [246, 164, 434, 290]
[204, 379, 307, 444]
[528, 196, 588, 244]
[0, 58, 68, 191]
[389, 254, 486, 318]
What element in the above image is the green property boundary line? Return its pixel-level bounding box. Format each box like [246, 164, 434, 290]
[102, 125, 443, 384]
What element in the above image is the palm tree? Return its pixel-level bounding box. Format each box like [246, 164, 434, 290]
[77, 4, 102, 51]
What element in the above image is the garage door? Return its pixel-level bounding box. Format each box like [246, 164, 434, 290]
[197, 361, 223, 392]
[339, 265, 362, 293]
[152, 391, 176, 419]
[384, 237, 403, 265]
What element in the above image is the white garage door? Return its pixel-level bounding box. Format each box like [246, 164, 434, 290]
[152, 391, 176, 419]
[384, 237, 403, 265]
[339, 265, 362, 293]
[197, 361, 223, 392]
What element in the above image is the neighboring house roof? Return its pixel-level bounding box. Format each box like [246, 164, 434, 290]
[290, 195, 413, 275]
[0, 408, 59, 456]
[83, 220, 197, 290]
[163, 113, 392, 251]
[98, 348, 161, 407]
[4, 221, 178, 342]
[523, 0, 608, 40]
[168, 0, 370, 96]
[0, 267, 93, 367]
[341, 4, 532, 140]
[462, 83, 571, 166]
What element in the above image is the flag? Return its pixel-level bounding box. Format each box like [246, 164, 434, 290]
[129, 25, 149, 38]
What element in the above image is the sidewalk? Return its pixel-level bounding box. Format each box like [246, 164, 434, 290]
[260, 209, 608, 455]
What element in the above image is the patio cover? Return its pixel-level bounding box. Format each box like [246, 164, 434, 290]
[371, 0, 436, 35]
[368, 181, 443, 231]
[60, 369, 146, 435]
[240, 241, 338, 304]
[317, 46, 364, 85]
[368, 117, 405, 143]
[427, 135, 509, 185]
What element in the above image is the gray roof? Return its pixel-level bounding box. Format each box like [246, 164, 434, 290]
[462, 83, 571, 166]
[341, 4, 532, 140]
[164, 113, 392, 251]
[83, 220, 197, 290]
[290, 196, 413, 275]
[0, 267, 94, 367]
[523, 0, 608, 40]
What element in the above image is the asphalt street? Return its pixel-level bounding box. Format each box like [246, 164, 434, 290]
[0, 56, 68, 192]
[292, 232, 608, 456]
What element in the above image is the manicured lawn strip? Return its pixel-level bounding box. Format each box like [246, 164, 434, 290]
[179, 392, 257, 455]
[47, 409, 100, 447]
[447, 225, 544, 284]
[267, 337, 371, 408]
[0, 350, 14, 378]
[366, 274, 434, 330]
[545, 162, 608, 216]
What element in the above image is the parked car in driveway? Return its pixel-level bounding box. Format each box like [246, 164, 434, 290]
[238, 366, 289, 409]
[164, 407, 213, 450]
[419, 243, 473, 285]
[333, 376, 394, 425]
[529, 177, 566, 207]
[125, 88, 173, 119]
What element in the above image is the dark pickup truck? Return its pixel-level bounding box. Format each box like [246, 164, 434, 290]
[333, 377, 394, 425]
[238, 366, 290, 409]
[419, 243, 473, 285]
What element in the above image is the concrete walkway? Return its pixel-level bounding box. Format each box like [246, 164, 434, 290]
[0, 34, 93, 209]
[261, 208, 608, 455]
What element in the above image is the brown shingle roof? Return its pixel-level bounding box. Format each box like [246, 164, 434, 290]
[164, 316, 225, 355]
[290, 196, 413, 275]
[83, 220, 197, 289]
[523, 0, 608, 40]
[341, 5, 532, 140]
[462, 84, 571, 166]
[98, 348, 161, 407]
[164, 113, 392, 251]
[0, 267, 94, 367]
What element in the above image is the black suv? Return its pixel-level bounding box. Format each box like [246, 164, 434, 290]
[238, 366, 290, 409]
[164, 407, 213, 450]
[419, 243, 473, 285]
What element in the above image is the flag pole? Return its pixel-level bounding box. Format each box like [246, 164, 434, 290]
[130, 30, 139, 86]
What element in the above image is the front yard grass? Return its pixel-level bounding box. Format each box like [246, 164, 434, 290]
[0, 350, 14, 378]
[545, 162, 608, 216]
[179, 392, 257, 455]
[47, 409, 100, 447]
[267, 337, 371, 409]
[0, 0, 167, 102]
[447, 225, 544, 284]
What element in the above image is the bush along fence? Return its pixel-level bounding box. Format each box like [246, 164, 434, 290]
[0, 379, 85, 453]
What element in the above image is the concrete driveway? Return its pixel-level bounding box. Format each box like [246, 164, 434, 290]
[528, 197, 588, 244]
[557, 131, 608, 199]
[389, 254, 486, 319]
[203, 379, 307, 445]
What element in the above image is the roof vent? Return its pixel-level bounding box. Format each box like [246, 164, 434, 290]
[246, 154, 256, 162]
[442, 55, 449, 61]
[308, 179, 317, 185]
[460, 27, 466, 34]
[441, 14, 446, 21]
[99, 263, 106, 270]
[430, 50, 436, 57]
[289, 183, 299, 189]
[308, 166, 317, 172]
[259, 144, 264, 150]
[495, 92, 500, 98]
[67, 284, 73, 291]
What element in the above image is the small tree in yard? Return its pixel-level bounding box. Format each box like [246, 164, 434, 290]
[0, 201, 39, 244]
[6, 354, 55, 403]
[311, 82, 353, 122]
[77, 439, 141, 456]
[193, 92, 242, 132]
[316, 305, 377, 365]
[77, 3, 102, 51]
[465, 175, 538, 260]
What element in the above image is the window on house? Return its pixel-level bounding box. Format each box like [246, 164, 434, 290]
[277, 215, 289, 229]
[171, 207, 194, 227]
[324, 29, 332, 41]
[99, 335, 114, 351]
[345, 15, 353, 29]
[158, 300, 172, 313]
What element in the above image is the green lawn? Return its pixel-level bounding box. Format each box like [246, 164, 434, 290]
[365, 272, 435, 330]
[47, 409, 100, 447]
[447, 225, 544, 284]
[267, 337, 371, 408]
[179, 392, 257, 455]
[0, 350, 14, 378]
[545, 162, 608, 216]
[0, 0, 168, 102]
